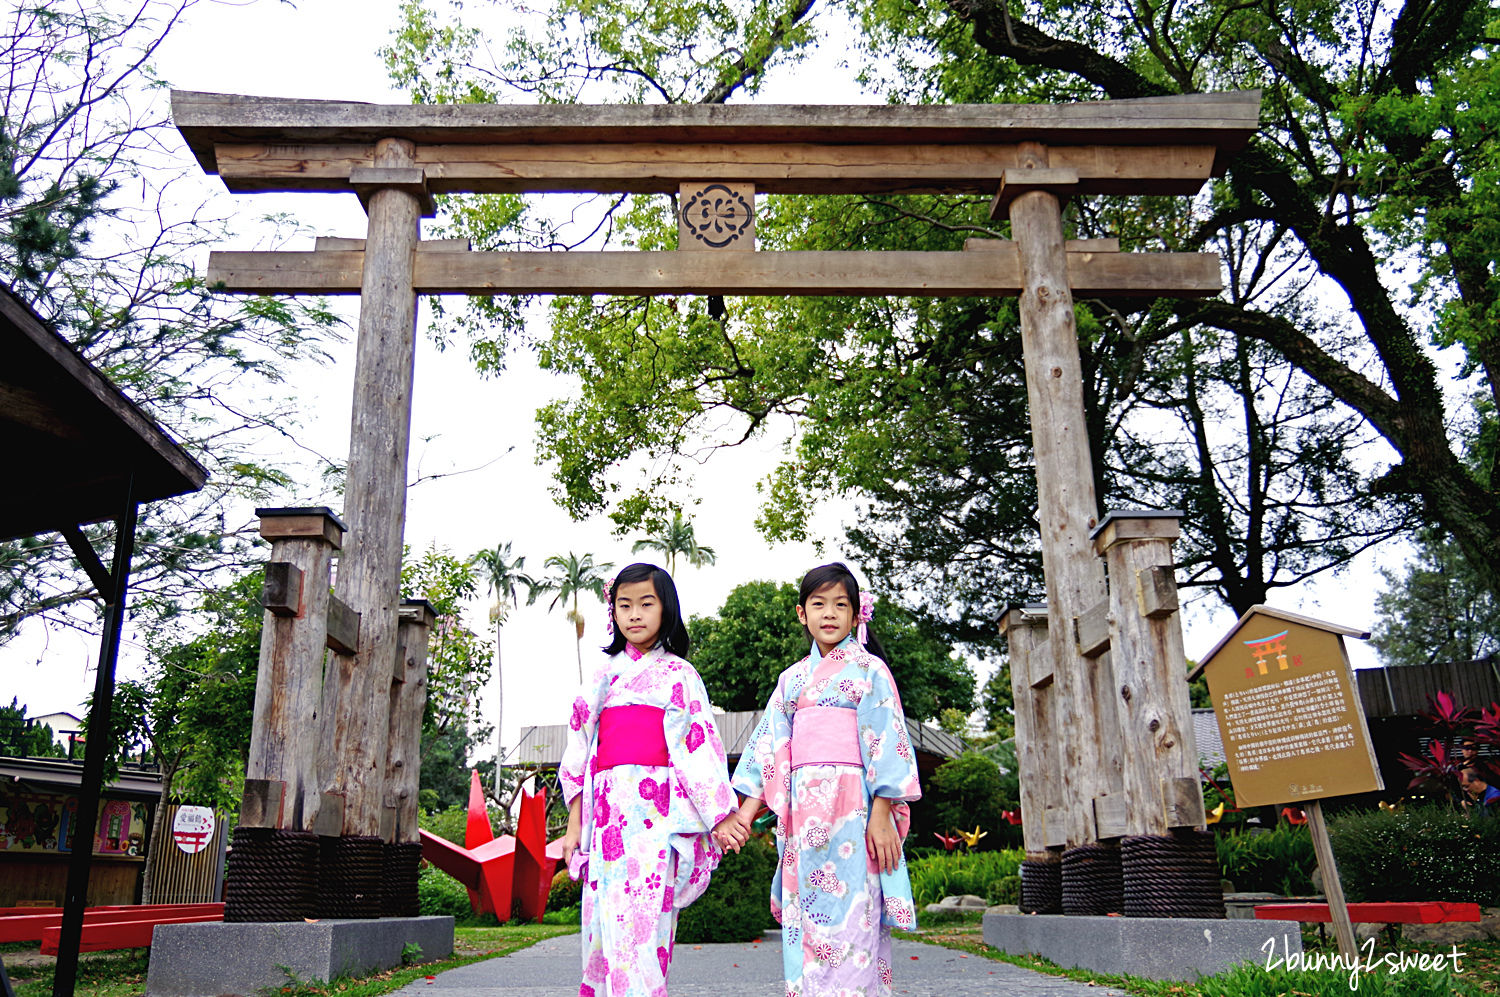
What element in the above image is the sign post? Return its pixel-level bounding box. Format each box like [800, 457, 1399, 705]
[1192, 606, 1383, 959]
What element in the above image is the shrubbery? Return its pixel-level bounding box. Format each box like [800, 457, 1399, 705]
[906, 849, 1023, 907]
[419, 803, 504, 846]
[676, 834, 779, 943]
[1214, 824, 1317, 895]
[548, 868, 583, 912]
[417, 863, 475, 919]
[924, 751, 1013, 847]
[1328, 804, 1500, 906]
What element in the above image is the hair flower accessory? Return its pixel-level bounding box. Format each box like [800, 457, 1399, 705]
[603, 573, 619, 638]
[856, 591, 875, 646]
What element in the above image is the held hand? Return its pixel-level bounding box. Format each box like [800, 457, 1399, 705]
[713, 813, 749, 853]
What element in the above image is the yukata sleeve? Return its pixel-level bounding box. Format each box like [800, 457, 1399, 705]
[730, 671, 794, 820]
[858, 654, 922, 931]
[857, 657, 922, 804]
[664, 666, 737, 829]
[559, 664, 606, 807]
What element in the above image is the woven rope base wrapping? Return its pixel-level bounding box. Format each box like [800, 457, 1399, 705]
[1061, 843, 1124, 915]
[316, 834, 384, 919]
[223, 827, 318, 922]
[381, 841, 423, 918]
[1019, 857, 1063, 915]
[1121, 830, 1226, 919]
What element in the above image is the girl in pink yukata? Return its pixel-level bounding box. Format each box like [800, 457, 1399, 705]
[559, 562, 747, 997]
[726, 562, 922, 997]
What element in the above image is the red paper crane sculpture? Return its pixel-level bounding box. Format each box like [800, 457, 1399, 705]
[419, 771, 566, 921]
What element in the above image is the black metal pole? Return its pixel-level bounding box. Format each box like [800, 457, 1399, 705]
[52, 480, 138, 997]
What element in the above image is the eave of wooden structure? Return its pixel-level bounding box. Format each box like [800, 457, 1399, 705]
[172, 90, 1261, 197]
[1188, 604, 1371, 681]
[0, 287, 208, 542]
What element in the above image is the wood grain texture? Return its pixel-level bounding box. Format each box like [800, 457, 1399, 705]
[1093, 518, 1203, 835]
[172, 90, 1262, 176]
[320, 138, 422, 836]
[244, 510, 342, 831]
[1001, 607, 1055, 856]
[211, 140, 1221, 196]
[1010, 147, 1119, 848]
[385, 601, 435, 843]
[207, 248, 1221, 297]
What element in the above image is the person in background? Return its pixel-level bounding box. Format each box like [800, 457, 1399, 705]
[1459, 766, 1500, 817]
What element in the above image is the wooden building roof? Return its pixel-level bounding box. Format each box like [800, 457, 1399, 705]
[0, 287, 207, 541]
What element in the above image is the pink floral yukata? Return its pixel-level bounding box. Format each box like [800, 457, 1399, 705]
[731, 634, 922, 997]
[560, 643, 737, 997]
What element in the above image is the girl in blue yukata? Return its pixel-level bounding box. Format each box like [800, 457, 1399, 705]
[724, 562, 922, 997]
[558, 562, 748, 997]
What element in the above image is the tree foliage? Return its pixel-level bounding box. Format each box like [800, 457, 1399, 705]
[0, 0, 341, 645]
[925, 749, 1013, 842]
[688, 579, 975, 723]
[1372, 530, 1500, 667]
[0, 699, 68, 758]
[401, 545, 496, 811]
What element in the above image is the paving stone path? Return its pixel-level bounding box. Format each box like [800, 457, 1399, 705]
[392, 930, 1128, 997]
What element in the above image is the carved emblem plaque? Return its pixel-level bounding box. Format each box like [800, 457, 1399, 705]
[678, 182, 755, 250]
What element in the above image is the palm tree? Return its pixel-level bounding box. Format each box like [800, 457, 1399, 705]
[471, 542, 535, 769]
[631, 509, 716, 575]
[531, 552, 614, 682]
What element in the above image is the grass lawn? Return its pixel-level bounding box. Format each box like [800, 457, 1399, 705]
[1, 923, 579, 997]
[900, 911, 1499, 996]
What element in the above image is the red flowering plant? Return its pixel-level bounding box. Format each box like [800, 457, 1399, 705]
[1397, 691, 1500, 805]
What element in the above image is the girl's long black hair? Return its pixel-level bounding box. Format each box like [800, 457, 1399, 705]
[601, 562, 691, 658]
[799, 561, 887, 662]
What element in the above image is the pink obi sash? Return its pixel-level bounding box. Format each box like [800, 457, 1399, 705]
[790, 705, 862, 769]
[596, 705, 669, 770]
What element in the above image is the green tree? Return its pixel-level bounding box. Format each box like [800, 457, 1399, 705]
[103, 569, 263, 901]
[688, 580, 975, 723]
[979, 667, 1014, 740]
[1, 0, 340, 646]
[926, 749, 1012, 845]
[1372, 530, 1500, 667]
[0, 699, 67, 758]
[530, 551, 613, 683]
[631, 509, 717, 575]
[402, 545, 496, 811]
[689, 581, 805, 710]
[470, 541, 535, 770]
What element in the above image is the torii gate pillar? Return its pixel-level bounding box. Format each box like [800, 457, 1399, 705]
[316, 137, 430, 909]
[1003, 145, 1123, 852]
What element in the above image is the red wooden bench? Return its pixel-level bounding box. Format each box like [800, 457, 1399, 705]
[1255, 901, 1481, 924]
[0, 903, 224, 949]
[39, 913, 224, 954]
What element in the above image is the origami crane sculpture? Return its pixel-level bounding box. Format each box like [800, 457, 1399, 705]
[419, 771, 566, 921]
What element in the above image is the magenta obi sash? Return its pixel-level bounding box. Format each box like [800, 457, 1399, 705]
[596, 705, 669, 770]
[790, 705, 862, 769]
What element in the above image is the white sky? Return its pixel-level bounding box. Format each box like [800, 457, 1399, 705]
[3, 0, 1395, 762]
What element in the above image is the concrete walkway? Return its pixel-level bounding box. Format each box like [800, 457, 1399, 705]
[392, 931, 1128, 997]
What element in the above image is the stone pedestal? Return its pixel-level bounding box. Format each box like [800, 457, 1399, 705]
[982, 911, 1298, 981]
[145, 916, 454, 997]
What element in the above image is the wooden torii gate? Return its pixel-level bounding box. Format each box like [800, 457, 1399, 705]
[172, 89, 1260, 918]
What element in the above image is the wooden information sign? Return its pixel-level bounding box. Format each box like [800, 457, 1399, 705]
[1193, 606, 1383, 807]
